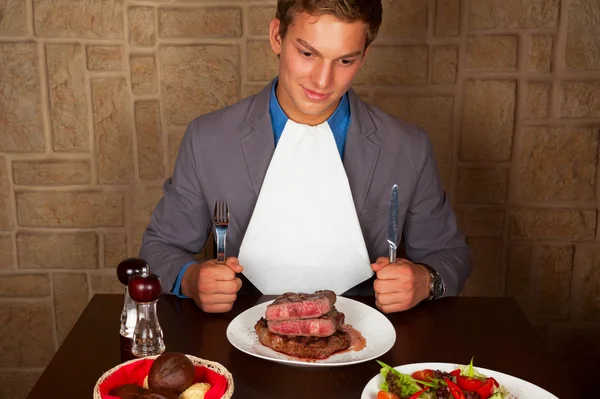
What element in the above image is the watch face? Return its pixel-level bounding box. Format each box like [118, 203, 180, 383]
[432, 275, 446, 298]
[422, 263, 446, 300]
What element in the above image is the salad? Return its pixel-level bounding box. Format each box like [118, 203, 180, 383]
[376, 358, 509, 399]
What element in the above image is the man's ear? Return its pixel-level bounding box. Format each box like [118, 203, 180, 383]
[269, 19, 282, 55]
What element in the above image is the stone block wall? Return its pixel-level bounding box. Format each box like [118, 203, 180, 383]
[0, 0, 598, 397]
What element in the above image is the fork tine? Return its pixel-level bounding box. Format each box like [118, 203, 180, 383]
[214, 201, 228, 263]
[213, 201, 229, 224]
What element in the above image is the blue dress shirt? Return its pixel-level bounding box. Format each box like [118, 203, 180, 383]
[171, 79, 352, 297]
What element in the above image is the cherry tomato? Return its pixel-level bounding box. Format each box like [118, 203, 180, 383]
[411, 369, 434, 382]
[476, 378, 495, 399]
[456, 375, 484, 391]
[377, 390, 401, 399]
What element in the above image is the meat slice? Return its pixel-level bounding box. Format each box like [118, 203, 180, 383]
[267, 308, 345, 337]
[255, 318, 351, 359]
[265, 290, 336, 321]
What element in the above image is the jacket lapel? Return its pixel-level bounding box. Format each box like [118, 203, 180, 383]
[343, 89, 380, 214]
[240, 81, 276, 196]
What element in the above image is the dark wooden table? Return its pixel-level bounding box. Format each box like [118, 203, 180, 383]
[27, 295, 575, 398]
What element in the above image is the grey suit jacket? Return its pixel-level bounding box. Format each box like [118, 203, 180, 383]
[140, 80, 471, 297]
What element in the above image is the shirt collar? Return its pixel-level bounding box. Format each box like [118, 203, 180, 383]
[269, 79, 288, 136]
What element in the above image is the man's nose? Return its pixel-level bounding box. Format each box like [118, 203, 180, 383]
[312, 61, 333, 89]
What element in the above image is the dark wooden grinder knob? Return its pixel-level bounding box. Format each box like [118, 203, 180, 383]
[117, 257, 150, 286]
[128, 272, 162, 303]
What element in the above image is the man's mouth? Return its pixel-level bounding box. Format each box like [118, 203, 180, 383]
[303, 87, 331, 101]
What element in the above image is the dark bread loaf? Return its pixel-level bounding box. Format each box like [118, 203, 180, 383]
[109, 383, 146, 398]
[147, 352, 195, 394]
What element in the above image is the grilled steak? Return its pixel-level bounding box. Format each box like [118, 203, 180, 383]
[255, 318, 351, 359]
[267, 308, 344, 337]
[265, 290, 336, 321]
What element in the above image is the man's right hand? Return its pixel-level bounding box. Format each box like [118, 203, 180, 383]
[180, 257, 243, 313]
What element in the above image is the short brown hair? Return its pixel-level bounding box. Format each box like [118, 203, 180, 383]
[276, 0, 383, 49]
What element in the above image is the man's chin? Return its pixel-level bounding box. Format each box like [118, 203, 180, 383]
[296, 103, 334, 119]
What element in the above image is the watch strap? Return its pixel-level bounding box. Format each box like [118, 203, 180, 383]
[418, 263, 445, 300]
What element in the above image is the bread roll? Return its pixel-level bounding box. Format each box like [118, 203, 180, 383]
[148, 352, 195, 394]
[179, 382, 211, 399]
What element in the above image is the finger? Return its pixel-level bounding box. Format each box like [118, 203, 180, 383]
[199, 293, 237, 305]
[199, 276, 240, 294]
[370, 263, 382, 272]
[375, 292, 404, 306]
[200, 302, 235, 313]
[376, 291, 418, 310]
[373, 278, 401, 295]
[225, 257, 244, 273]
[200, 264, 234, 281]
[375, 300, 411, 314]
[217, 279, 242, 295]
[234, 277, 243, 292]
[371, 257, 390, 272]
[376, 263, 416, 280]
[213, 264, 237, 281]
[376, 256, 389, 264]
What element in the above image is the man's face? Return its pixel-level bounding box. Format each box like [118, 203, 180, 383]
[269, 12, 368, 125]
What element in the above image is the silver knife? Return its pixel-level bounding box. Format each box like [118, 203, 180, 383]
[387, 184, 399, 263]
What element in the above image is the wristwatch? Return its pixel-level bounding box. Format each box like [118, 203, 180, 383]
[419, 263, 446, 300]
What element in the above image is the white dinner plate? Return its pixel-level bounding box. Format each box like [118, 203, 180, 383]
[226, 296, 396, 367]
[361, 362, 559, 399]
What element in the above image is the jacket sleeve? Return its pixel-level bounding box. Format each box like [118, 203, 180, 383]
[139, 118, 212, 292]
[403, 130, 472, 296]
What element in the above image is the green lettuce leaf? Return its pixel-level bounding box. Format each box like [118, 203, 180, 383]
[376, 360, 426, 397]
[458, 358, 487, 380]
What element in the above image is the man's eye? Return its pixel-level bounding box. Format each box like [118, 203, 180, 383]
[300, 51, 312, 57]
[340, 59, 354, 65]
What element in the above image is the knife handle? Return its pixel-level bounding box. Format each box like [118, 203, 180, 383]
[389, 246, 397, 263]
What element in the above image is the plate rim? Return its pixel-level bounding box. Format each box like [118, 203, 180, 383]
[360, 361, 559, 399]
[226, 296, 397, 367]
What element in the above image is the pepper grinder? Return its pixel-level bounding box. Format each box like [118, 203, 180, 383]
[128, 271, 166, 357]
[116, 257, 150, 339]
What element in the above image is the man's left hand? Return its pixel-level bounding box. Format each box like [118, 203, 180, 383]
[371, 257, 431, 313]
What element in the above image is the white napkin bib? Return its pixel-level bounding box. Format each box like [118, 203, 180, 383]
[238, 119, 373, 295]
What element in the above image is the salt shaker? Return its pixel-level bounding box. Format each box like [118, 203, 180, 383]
[128, 271, 166, 357]
[116, 257, 150, 339]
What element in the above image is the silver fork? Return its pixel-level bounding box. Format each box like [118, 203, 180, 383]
[213, 201, 229, 263]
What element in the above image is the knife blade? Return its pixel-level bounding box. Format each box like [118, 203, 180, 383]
[387, 184, 399, 263]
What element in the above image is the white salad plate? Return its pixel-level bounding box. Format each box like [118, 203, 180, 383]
[361, 362, 559, 399]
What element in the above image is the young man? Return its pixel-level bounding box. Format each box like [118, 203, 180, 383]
[140, 0, 471, 314]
